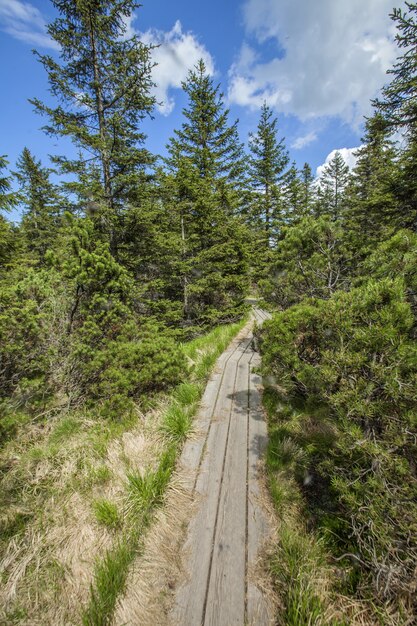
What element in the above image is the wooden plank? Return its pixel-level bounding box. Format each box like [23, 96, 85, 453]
[203, 348, 251, 625]
[172, 312, 274, 626]
[179, 321, 253, 489]
[247, 358, 274, 625]
[172, 336, 252, 625]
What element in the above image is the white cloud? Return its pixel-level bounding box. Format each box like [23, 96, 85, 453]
[0, 0, 57, 49]
[291, 131, 318, 150]
[121, 13, 137, 40]
[316, 147, 360, 179]
[141, 21, 214, 116]
[229, 0, 404, 126]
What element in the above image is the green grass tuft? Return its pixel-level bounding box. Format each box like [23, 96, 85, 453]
[173, 382, 201, 406]
[160, 403, 193, 442]
[82, 540, 132, 626]
[50, 416, 81, 442]
[92, 499, 121, 529]
[127, 446, 176, 516]
[270, 525, 327, 626]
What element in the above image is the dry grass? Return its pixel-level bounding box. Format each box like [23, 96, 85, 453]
[113, 473, 195, 625]
[0, 317, 247, 626]
[0, 409, 159, 625]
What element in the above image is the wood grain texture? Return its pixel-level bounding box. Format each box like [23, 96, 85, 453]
[172, 312, 273, 626]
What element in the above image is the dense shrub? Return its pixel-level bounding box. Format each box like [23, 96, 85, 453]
[360, 229, 417, 324]
[260, 276, 417, 608]
[0, 268, 67, 402]
[260, 216, 351, 308]
[0, 217, 186, 429]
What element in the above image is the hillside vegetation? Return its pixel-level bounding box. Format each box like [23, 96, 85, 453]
[0, 0, 416, 624]
[258, 5, 417, 624]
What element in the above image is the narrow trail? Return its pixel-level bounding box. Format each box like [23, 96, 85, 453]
[171, 308, 274, 626]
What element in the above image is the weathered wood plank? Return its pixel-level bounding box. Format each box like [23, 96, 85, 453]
[246, 361, 274, 625]
[203, 349, 251, 625]
[172, 336, 252, 625]
[179, 329, 247, 490]
[172, 311, 273, 626]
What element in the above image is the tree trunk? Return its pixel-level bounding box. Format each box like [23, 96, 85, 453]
[88, 12, 117, 255]
[181, 211, 189, 321]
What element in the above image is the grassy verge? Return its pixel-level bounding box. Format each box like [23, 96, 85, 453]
[81, 317, 248, 626]
[263, 387, 374, 626]
[0, 317, 247, 626]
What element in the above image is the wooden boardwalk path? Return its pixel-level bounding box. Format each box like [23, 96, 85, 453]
[171, 309, 274, 626]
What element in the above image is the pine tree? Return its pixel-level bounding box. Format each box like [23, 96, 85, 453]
[300, 162, 315, 215]
[14, 148, 62, 261]
[373, 3, 417, 230]
[51, 213, 185, 413]
[0, 156, 18, 271]
[30, 0, 156, 252]
[119, 168, 185, 328]
[165, 61, 248, 328]
[248, 102, 289, 242]
[0, 155, 17, 213]
[166, 59, 245, 193]
[374, 2, 417, 133]
[317, 151, 350, 219]
[344, 115, 398, 248]
[281, 162, 305, 226]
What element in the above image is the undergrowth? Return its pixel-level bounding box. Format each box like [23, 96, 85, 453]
[81, 316, 247, 626]
[263, 386, 408, 626]
[0, 316, 247, 626]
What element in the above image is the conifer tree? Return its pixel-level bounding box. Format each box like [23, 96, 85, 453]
[165, 61, 248, 327]
[31, 0, 156, 252]
[0, 156, 17, 271]
[0, 156, 17, 213]
[281, 162, 306, 226]
[300, 162, 315, 215]
[374, 3, 417, 230]
[248, 102, 289, 242]
[317, 151, 350, 219]
[166, 59, 245, 193]
[374, 2, 417, 133]
[345, 115, 398, 247]
[14, 148, 62, 261]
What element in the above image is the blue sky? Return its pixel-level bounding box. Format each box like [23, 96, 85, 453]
[0, 0, 406, 219]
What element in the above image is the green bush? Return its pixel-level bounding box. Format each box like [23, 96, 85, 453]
[0, 268, 68, 417]
[74, 329, 186, 415]
[360, 228, 417, 323]
[259, 216, 351, 308]
[54, 217, 186, 415]
[260, 276, 417, 607]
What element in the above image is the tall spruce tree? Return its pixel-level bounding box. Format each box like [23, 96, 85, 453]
[317, 151, 350, 219]
[281, 162, 308, 226]
[14, 148, 62, 261]
[374, 2, 417, 132]
[31, 0, 156, 252]
[345, 115, 398, 248]
[374, 3, 417, 230]
[0, 156, 16, 214]
[248, 102, 289, 242]
[300, 162, 315, 215]
[166, 59, 245, 193]
[165, 60, 248, 328]
[0, 156, 17, 270]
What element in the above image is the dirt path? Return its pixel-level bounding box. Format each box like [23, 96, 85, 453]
[171, 308, 275, 626]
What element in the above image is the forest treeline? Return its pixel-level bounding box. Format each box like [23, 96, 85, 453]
[0, 0, 417, 622]
[0, 0, 314, 428]
[257, 4, 417, 623]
